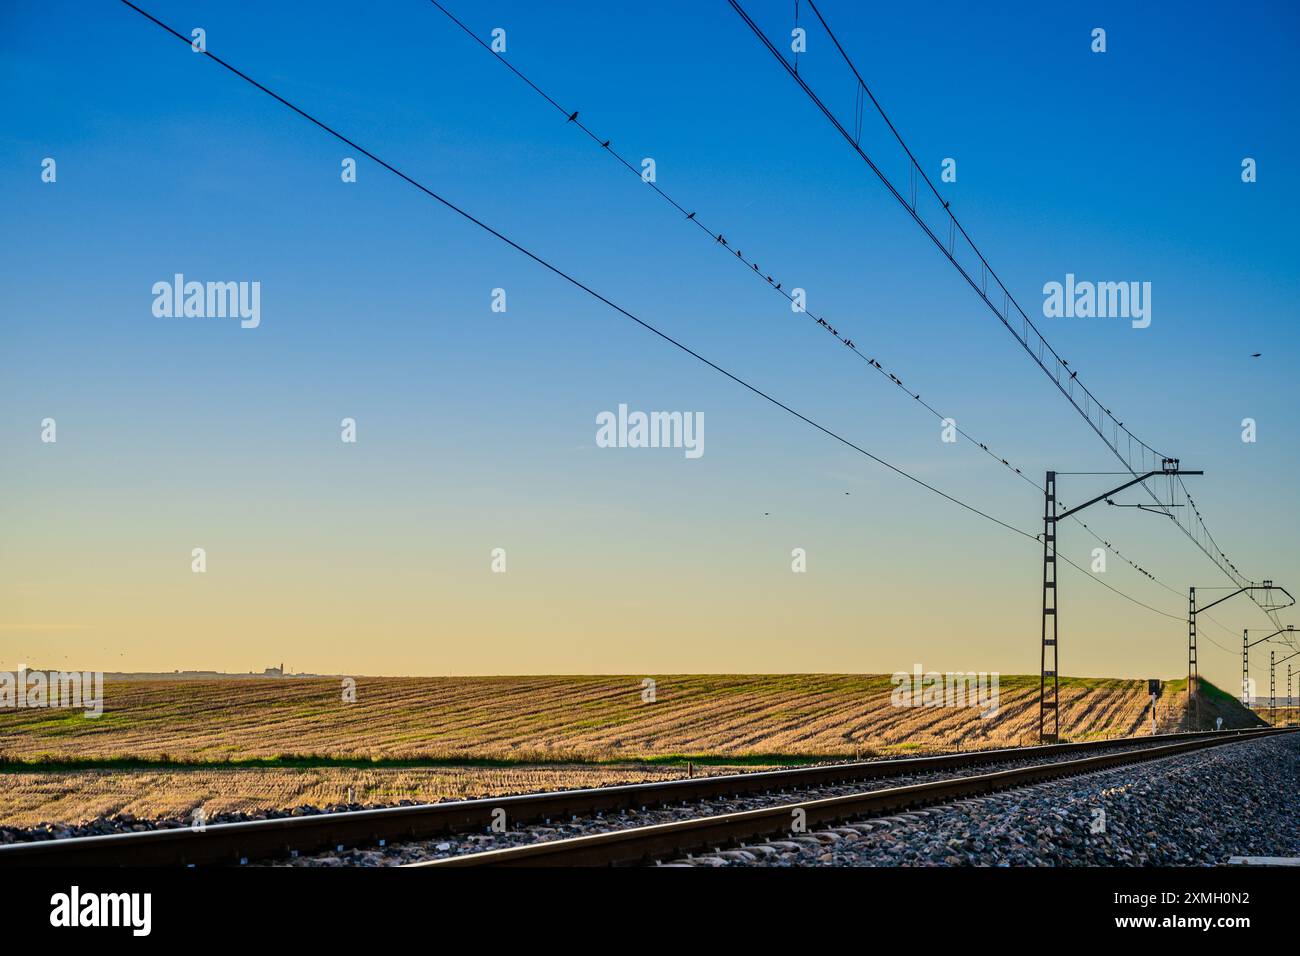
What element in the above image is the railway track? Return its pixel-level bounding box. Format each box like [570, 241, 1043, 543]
[414, 727, 1294, 867]
[0, 728, 1277, 866]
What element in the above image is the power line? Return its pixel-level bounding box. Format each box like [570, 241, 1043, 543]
[425, 0, 1035, 494]
[729, 0, 1280, 624]
[426, 0, 1192, 607]
[1056, 554, 1180, 622]
[790, 0, 1162, 473]
[804, 1, 1277, 624]
[119, 0, 1227, 643]
[1056, 561, 1237, 655]
[440, 2, 1278, 669]
[116, 0, 1036, 544]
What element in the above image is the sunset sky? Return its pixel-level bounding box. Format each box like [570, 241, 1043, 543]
[2, 0, 1297, 690]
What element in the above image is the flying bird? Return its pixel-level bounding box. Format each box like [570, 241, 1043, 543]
[1251, 352, 1262, 358]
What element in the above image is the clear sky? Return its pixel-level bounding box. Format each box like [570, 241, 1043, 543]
[2, 0, 1297, 689]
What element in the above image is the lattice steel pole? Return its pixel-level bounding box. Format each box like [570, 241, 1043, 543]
[1242, 625, 1296, 712]
[1242, 630, 1250, 705]
[1038, 461, 1202, 743]
[1188, 587, 1198, 730]
[1275, 647, 1300, 725]
[1268, 655, 1279, 728]
[1040, 471, 1059, 743]
[1269, 650, 1276, 726]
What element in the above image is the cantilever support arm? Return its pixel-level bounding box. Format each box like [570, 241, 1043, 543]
[1201, 585, 1296, 616]
[1247, 627, 1297, 649]
[1057, 469, 1203, 521]
[1266, 587, 1297, 613]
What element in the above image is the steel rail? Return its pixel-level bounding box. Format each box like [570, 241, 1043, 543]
[415, 728, 1293, 867]
[0, 729, 1265, 867]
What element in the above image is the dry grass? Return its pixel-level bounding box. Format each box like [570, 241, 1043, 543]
[0, 674, 1221, 763]
[0, 764, 740, 828]
[1254, 705, 1300, 727]
[0, 674, 1258, 827]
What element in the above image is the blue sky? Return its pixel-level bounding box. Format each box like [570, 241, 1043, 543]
[1, 0, 1297, 688]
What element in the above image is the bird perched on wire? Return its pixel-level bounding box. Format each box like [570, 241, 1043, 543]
[567, 111, 579, 123]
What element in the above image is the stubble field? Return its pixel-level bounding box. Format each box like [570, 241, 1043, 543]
[0, 674, 1255, 826]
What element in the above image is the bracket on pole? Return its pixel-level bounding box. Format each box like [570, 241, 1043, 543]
[1242, 625, 1296, 706]
[1039, 460, 1200, 744]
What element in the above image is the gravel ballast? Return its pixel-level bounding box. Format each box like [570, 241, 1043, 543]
[271, 737, 1264, 866]
[677, 733, 1300, 866]
[4, 735, 1287, 867]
